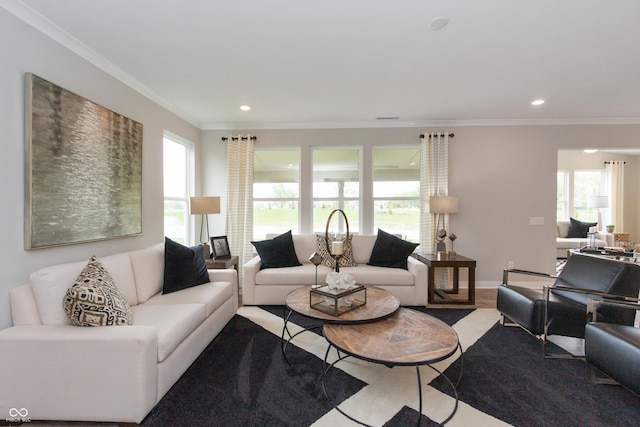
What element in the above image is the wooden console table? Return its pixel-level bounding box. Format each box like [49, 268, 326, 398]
[412, 253, 476, 305]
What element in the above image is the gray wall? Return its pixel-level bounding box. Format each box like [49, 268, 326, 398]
[0, 9, 202, 329]
[202, 125, 640, 287]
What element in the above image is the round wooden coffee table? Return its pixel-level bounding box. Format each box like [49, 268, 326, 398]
[282, 285, 400, 364]
[322, 308, 462, 426]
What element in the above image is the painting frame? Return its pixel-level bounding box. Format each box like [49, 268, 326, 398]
[24, 73, 143, 249]
[211, 236, 231, 260]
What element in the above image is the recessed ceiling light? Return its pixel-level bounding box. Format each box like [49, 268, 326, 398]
[584, 149, 598, 154]
[531, 99, 545, 106]
[240, 105, 251, 111]
[428, 16, 449, 31]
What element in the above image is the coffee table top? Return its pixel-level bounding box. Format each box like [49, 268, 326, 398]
[285, 285, 400, 323]
[323, 308, 459, 365]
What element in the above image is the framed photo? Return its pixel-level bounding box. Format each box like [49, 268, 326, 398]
[211, 236, 231, 259]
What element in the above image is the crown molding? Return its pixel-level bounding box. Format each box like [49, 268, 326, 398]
[1, 0, 203, 128]
[202, 117, 640, 131]
[5, 2, 640, 132]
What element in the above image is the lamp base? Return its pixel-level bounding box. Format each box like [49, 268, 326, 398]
[434, 240, 446, 255]
[202, 243, 211, 259]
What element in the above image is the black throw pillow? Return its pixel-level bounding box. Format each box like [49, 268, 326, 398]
[367, 229, 419, 270]
[251, 230, 302, 269]
[162, 237, 210, 294]
[567, 217, 597, 238]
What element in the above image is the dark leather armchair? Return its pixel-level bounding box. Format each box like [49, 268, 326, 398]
[585, 298, 640, 395]
[496, 253, 640, 357]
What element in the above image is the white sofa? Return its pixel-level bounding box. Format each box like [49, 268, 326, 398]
[556, 220, 613, 258]
[0, 243, 238, 424]
[243, 234, 427, 306]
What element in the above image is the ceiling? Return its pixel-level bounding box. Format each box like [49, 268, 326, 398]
[6, 0, 640, 130]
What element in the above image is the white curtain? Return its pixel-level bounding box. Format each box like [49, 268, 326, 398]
[225, 135, 255, 286]
[605, 161, 625, 232]
[420, 133, 450, 252]
[420, 132, 450, 290]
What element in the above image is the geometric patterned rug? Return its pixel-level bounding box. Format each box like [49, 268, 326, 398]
[140, 306, 640, 426]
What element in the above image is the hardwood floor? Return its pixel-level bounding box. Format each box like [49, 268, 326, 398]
[426, 288, 497, 309]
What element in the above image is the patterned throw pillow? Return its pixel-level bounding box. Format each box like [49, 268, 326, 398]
[315, 234, 357, 268]
[63, 256, 133, 326]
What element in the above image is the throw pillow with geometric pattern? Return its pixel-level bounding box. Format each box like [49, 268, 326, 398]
[62, 256, 133, 326]
[315, 234, 357, 269]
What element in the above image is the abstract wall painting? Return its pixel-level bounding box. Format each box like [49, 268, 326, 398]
[25, 73, 143, 249]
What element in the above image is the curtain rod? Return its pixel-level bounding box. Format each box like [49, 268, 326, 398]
[419, 133, 454, 139]
[221, 136, 257, 142]
[604, 161, 626, 164]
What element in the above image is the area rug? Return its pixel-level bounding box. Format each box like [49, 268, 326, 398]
[141, 306, 640, 426]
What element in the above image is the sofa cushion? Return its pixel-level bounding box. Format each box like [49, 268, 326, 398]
[63, 256, 133, 326]
[367, 229, 419, 269]
[292, 234, 319, 264]
[557, 220, 570, 238]
[255, 264, 333, 285]
[252, 230, 302, 269]
[567, 217, 597, 238]
[131, 303, 206, 362]
[351, 235, 377, 264]
[129, 243, 164, 304]
[315, 234, 357, 268]
[31, 259, 88, 325]
[30, 252, 136, 325]
[341, 265, 415, 286]
[162, 237, 210, 294]
[145, 281, 233, 317]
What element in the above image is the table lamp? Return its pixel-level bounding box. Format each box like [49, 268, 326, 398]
[190, 196, 221, 258]
[429, 195, 458, 254]
[588, 195, 609, 231]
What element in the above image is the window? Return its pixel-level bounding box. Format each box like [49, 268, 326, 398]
[573, 170, 604, 222]
[312, 148, 360, 234]
[163, 135, 194, 244]
[557, 170, 569, 220]
[253, 149, 300, 240]
[557, 169, 604, 222]
[373, 147, 420, 241]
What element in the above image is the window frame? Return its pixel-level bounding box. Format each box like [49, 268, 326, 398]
[163, 132, 195, 245]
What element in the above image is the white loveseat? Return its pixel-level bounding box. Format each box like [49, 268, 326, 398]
[556, 220, 614, 258]
[243, 234, 427, 306]
[0, 243, 238, 424]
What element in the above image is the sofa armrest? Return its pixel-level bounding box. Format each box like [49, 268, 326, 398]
[407, 256, 428, 305]
[587, 297, 640, 320]
[0, 325, 158, 423]
[503, 268, 557, 285]
[208, 268, 239, 310]
[596, 232, 614, 246]
[242, 255, 262, 304]
[549, 284, 639, 302]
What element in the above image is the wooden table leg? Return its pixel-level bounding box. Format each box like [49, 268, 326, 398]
[468, 266, 475, 305]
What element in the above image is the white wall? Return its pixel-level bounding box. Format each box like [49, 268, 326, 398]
[0, 9, 202, 329]
[202, 125, 640, 288]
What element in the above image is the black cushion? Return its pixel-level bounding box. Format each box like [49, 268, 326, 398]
[367, 229, 419, 270]
[585, 322, 640, 395]
[252, 230, 302, 269]
[566, 217, 597, 238]
[162, 237, 210, 294]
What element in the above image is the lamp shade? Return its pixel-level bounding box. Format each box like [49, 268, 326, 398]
[429, 196, 459, 214]
[190, 196, 221, 215]
[588, 195, 609, 209]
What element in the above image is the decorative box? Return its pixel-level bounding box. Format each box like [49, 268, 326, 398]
[309, 284, 366, 316]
